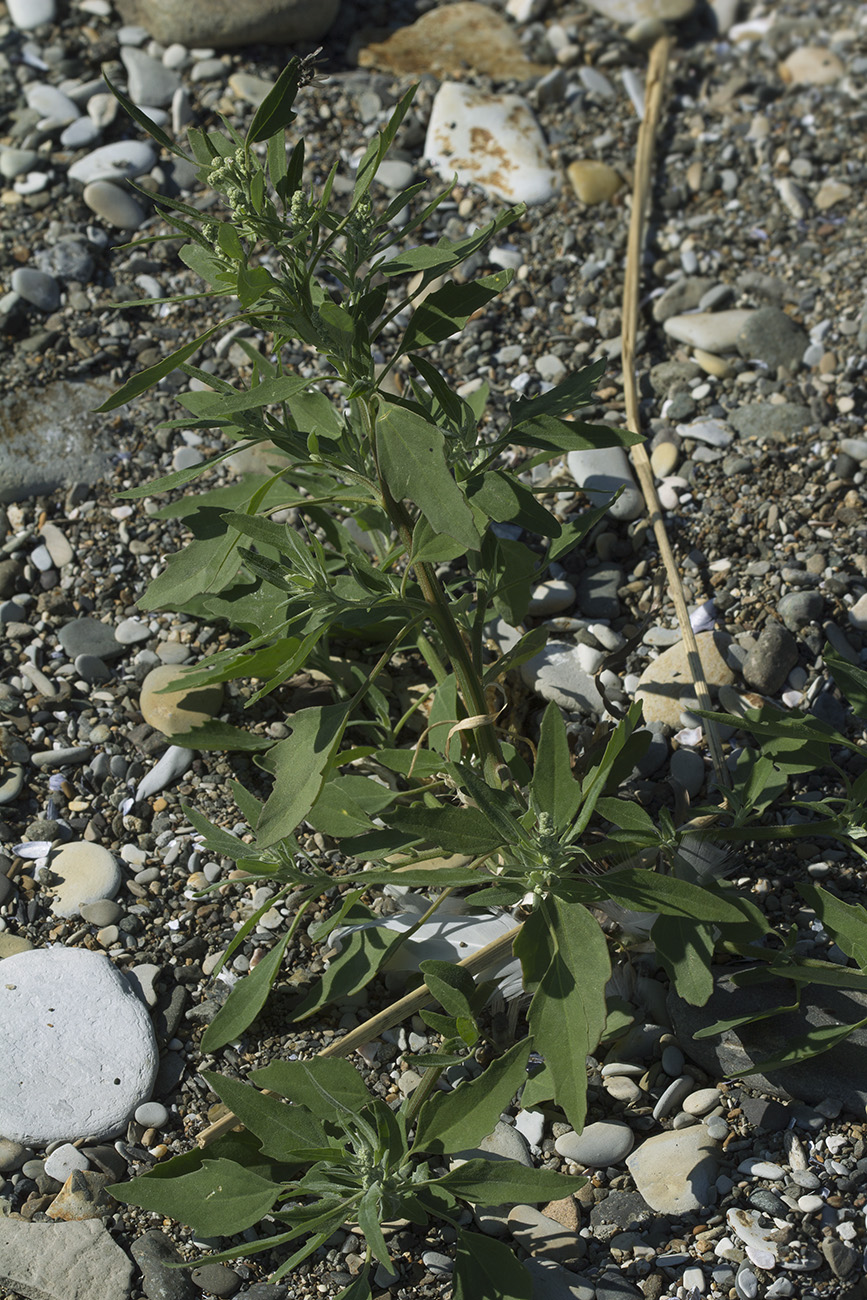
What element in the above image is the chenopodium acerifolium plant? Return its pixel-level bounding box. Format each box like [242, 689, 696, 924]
[97, 56, 790, 1291]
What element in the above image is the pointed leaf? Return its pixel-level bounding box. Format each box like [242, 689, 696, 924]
[603, 869, 752, 925]
[526, 899, 609, 1132]
[825, 645, 867, 722]
[482, 626, 548, 687]
[110, 1158, 280, 1236]
[95, 323, 225, 412]
[418, 959, 478, 1021]
[453, 1231, 532, 1300]
[723, 1015, 867, 1077]
[251, 1058, 371, 1123]
[288, 925, 407, 1021]
[652, 913, 714, 1007]
[400, 272, 512, 354]
[434, 1158, 585, 1205]
[200, 1070, 331, 1161]
[383, 804, 504, 856]
[247, 59, 301, 142]
[411, 1039, 531, 1155]
[255, 704, 350, 847]
[466, 471, 561, 539]
[509, 358, 606, 429]
[800, 882, 867, 969]
[376, 403, 480, 550]
[200, 931, 291, 1053]
[530, 702, 580, 831]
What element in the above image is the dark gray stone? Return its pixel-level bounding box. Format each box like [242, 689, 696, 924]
[115, 0, 340, 47]
[736, 306, 808, 371]
[58, 618, 124, 661]
[728, 403, 812, 440]
[36, 240, 94, 284]
[131, 1229, 197, 1300]
[576, 565, 623, 619]
[667, 967, 867, 1114]
[190, 1263, 243, 1297]
[589, 1190, 655, 1232]
[776, 591, 823, 633]
[742, 621, 799, 694]
[10, 267, 61, 312]
[739, 1095, 791, 1132]
[240, 1287, 290, 1300]
[595, 1272, 643, 1300]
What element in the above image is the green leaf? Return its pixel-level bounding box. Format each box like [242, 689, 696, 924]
[179, 241, 230, 290]
[418, 959, 479, 1022]
[466, 471, 561, 539]
[200, 1070, 332, 1161]
[434, 1158, 585, 1205]
[453, 1231, 532, 1300]
[380, 206, 524, 281]
[800, 883, 867, 969]
[95, 322, 225, 412]
[306, 774, 398, 838]
[335, 1270, 371, 1300]
[603, 869, 752, 925]
[513, 904, 553, 992]
[352, 84, 417, 205]
[376, 403, 480, 551]
[410, 515, 468, 565]
[163, 720, 273, 751]
[594, 797, 657, 835]
[525, 899, 609, 1132]
[247, 58, 301, 142]
[723, 1015, 867, 1077]
[110, 1158, 280, 1236]
[825, 645, 867, 722]
[400, 272, 512, 354]
[181, 801, 247, 861]
[411, 1039, 531, 1155]
[200, 931, 291, 1053]
[138, 508, 244, 613]
[289, 925, 406, 1021]
[251, 1058, 371, 1123]
[569, 702, 645, 839]
[383, 804, 505, 856]
[358, 1185, 392, 1267]
[255, 703, 350, 848]
[481, 533, 537, 626]
[103, 69, 191, 159]
[530, 702, 581, 832]
[652, 913, 714, 1007]
[547, 498, 611, 564]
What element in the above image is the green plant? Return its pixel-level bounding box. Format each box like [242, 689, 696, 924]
[99, 57, 797, 1293]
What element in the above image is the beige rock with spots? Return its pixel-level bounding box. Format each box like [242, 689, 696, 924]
[359, 3, 550, 81]
[635, 631, 734, 727]
[626, 1126, 719, 1214]
[49, 842, 122, 920]
[139, 664, 223, 739]
[779, 46, 844, 86]
[567, 160, 624, 206]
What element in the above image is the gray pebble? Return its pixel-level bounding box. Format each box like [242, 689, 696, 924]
[80, 899, 124, 927]
[120, 47, 182, 107]
[705, 1115, 729, 1140]
[59, 617, 124, 661]
[743, 621, 799, 694]
[134, 1101, 169, 1129]
[83, 180, 146, 230]
[74, 653, 112, 684]
[10, 269, 60, 313]
[777, 591, 823, 632]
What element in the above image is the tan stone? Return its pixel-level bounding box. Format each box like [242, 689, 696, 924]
[0, 935, 33, 959]
[779, 46, 844, 86]
[692, 347, 733, 379]
[541, 1194, 581, 1232]
[567, 160, 624, 206]
[580, 0, 694, 21]
[358, 3, 550, 82]
[47, 1170, 116, 1221]
[650, 441, 680, 478]
[814, 180, 851, 212]
[139, 664, 223, 739]
[635, 631, 734, 727]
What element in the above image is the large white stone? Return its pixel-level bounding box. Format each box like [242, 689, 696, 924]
[7, 0, 56, 29]
[663, 310, 754, 354]
[68, 140, 156, 186]
[48, 841, 121, 919]
[0, 948, 158, 1143]
[425, 82, 558, 205]
[626, 1126, 718, 1214]
[0, 1219, 135, 1300]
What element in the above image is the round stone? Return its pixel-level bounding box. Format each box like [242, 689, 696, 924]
[48, 841, 122, 919]
[68, 141, 157, 186]
[0, 1139, 28, 1171]
[10, 268, 61, 313]
[682, 1087, 722, 1116]
[567, 159, 624, 205]
[554, 1120, 634, 1167]
[650, 441, 680, 478]
[0, 948, 159, 1143]
[635, 631, 734, 727]
[58, 618, 124, 662]
[139, 664, 223, 739]
[79, 898, 124, 927]
[134, 1101, 169, 1129]
[82, 180, 146, 231]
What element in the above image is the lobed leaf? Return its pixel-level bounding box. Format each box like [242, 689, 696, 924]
[200, 931, 292, 1054]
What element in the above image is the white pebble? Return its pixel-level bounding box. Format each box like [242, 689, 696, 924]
[134, 1101, 169, 1128]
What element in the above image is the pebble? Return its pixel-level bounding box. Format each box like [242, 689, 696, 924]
[626, 1126, 719, 1214]
[0, 947, 158, 1143]
[130, 1230, 198, 1300]
[736, 307, 808, 372]
[58, 618, 123, 662]
[83, 180, 146, 229]
[554, 1120, 634, 1167]
[635, 631, 734, 727]
[10, 268, 61, 313]
[425, 82, 557, 205]
[777, 590, 823, 632]
[650, 441, 679, 477]
[508, 1204, 586, 1265]
[528, 579, 576, 616]
[79, 899, 124, 927]
[742, 621, 798, 695]
[44, 1142, 90, 1183]
[48, 841, 122, 919]
[780, 46, 844, 86]
[0, 1219, 135, 1300]
[663, 309, 754, 353]
[682, 1087, 722, 1116]
[567, 447, 644, 521]
[675, 418, 733, 448]
[521, 641, 603, 715]
[567, 160, 623, 205]
[7, 0, 56, 27]
[68, 141, 157, 186]
[120, 47, 183, 107]
[135, 745, 194, 801]
[670, 747, 704, 796]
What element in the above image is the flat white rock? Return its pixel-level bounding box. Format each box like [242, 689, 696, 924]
[554, 1120, 634, 1166]
[49, 841, 121, 918]
[135, 744, 194, 800]
[521, 641, 603, 714]
[567, 446, 644, 520]
[626, 1126, 719, 1214]
[425, 81, 557, 204]
[83, 180, 146, 230]
[0, 1218, 135, 1300]
[68, 140, 156, 186]
[7, 0, 56, 28]
[0, 948, 158, 1143]
[663, 309, 754, 353]
[25, 83, 80, 124]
